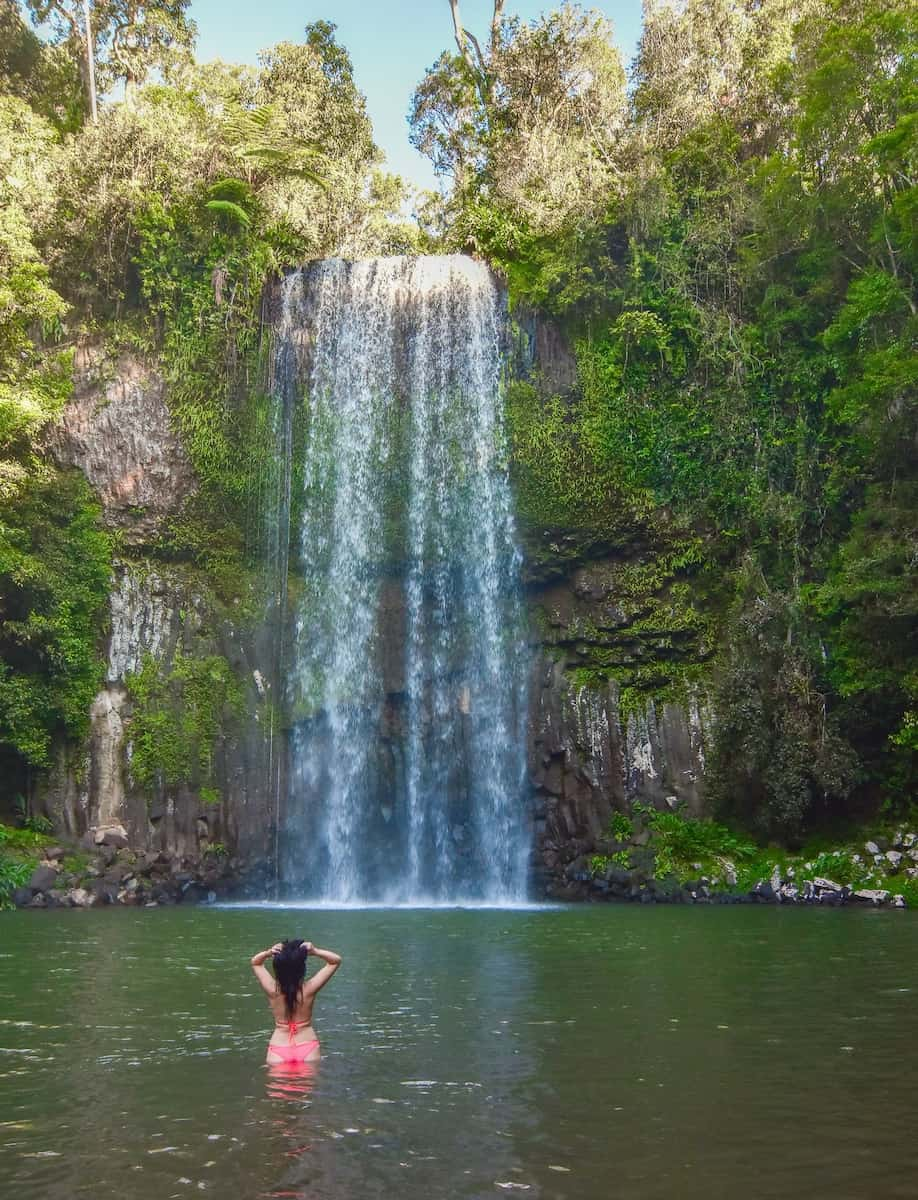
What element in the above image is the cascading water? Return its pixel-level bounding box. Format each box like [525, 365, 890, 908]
[276, 256, 530, 904]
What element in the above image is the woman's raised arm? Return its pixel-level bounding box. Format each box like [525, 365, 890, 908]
[250, 943, 282, 995]
[304, 943, 342, 995]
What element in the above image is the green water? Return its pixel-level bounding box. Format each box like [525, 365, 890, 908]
[1, 905, 916, 1199]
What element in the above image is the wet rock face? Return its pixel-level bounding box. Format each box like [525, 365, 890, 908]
[88, 686, 128, 829]
[41, 350, 241, 872]
[532, 555, 712, 683]
[40, 562, 275, 875]
[513, 308, 717, 888]
[527, 656, 709, 886]
[522, 541, 713, 889]
[106, 567, 181, 683]
[511, 305, 578, 395]
[47, 346, 196, 542]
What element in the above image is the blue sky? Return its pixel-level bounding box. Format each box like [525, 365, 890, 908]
[188, 1, 645, 189]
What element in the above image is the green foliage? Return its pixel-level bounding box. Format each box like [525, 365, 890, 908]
[589, 848, 629, 874]
[0, 820, 52, 852]
[634, 803, 757, 880]
[0, 97, 71, 500]
[0, 853, 31, 907]
[21, 812, 53, 835]
[221, 102, 324, 186]
[807, 484, 918, 800]
[410, 5, 626, 236]
[1, 1, 46, 98]
[24, 0, 196, 101]
[609, 811, 632, 841]
[135, 189, 277, 505]
[418, 0, 917, 838]
[585, 808, 918, 901]
[0, 0, 83, 130]
[202, 178, 254, 232]
[0, 819, 52, 908]
[152, 502, 259, 616]
[204, 200, 251, 230]
[707, 569, 859, 838]
[589, 802, 759, 882]
[60, 850, 90, 876]
[0, 104, 110, 781]
[505, 378, 625, 529]
[0, 470, 112, 765]
[729, 833, 918, 905]
[125, 651, 244, 792]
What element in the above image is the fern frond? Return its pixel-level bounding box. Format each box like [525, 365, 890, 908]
[204, 199, 252, 227]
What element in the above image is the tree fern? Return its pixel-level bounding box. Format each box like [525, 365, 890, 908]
[222, 103, 326, 187]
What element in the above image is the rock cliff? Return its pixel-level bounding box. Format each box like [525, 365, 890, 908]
[33, 313, 716, 901]
[38, 346, 276, 895]
[514, 310, 714, 893]
[46, 345, 197, 543]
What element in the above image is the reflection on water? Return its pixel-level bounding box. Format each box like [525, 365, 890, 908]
[266, 1060, 319, 1102]
[1, 907, 917, 1200]
[264, 1059, 319, 1196]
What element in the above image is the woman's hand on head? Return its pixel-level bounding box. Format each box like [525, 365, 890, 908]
[302, 941, 314, 953]
[271, 942, 283, 955]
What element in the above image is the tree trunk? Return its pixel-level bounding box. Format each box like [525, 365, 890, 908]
[82, 0, 98, 122]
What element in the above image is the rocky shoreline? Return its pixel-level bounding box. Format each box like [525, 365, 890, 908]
[546, 828, 917, 909]
[552, 870, 909, 908]
[6, 820, 916, 911]
[8, 824, 268, 910]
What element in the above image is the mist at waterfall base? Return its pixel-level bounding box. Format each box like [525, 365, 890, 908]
[274, 256, 530, 907]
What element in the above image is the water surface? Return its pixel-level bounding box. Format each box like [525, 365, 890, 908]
[1, 906, 916, 1199]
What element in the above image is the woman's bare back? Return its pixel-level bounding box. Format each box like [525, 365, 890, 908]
[268, 986, 315, 1033]
[249, 939, 343, 1064]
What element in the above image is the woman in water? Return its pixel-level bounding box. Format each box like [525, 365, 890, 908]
[250, 938, 342, 1065]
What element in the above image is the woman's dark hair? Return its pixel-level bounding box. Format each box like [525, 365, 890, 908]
[273, 939, 308, 1019]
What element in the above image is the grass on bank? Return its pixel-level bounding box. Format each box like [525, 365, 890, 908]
[589, 804, 918, 906]
[0, 820, 53, 908]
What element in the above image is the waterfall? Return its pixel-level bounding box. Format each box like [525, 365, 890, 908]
[275, 256, 530, 904]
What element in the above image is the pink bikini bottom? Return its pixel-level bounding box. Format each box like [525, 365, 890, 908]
[267, 1039, 320, 1064]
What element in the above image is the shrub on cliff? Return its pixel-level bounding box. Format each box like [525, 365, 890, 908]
[0, 471, 112, 769]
